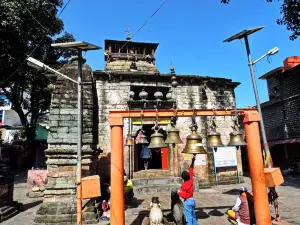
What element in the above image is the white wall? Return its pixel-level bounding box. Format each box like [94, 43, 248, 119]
[4, 110, 22, 126]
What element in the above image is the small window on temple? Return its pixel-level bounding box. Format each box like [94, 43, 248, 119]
[273, 87, 279, 95]
[202, 89, 208, 100]
[145, 48, 151, 55]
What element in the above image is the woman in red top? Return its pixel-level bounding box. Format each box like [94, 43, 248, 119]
[178, 156, 197, 225]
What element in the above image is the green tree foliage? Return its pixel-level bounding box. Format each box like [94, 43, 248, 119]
[0, 0, 75, 162]
[221, 0, 300, 40]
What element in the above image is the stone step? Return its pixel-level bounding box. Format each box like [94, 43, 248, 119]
[133, 169, 173, 179]
[132, 177, 181, 186]
[0, 203, 22, 223]
[134, 184, 181, 195]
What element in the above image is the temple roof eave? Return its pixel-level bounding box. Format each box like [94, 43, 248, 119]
[93, 70, 241, 88]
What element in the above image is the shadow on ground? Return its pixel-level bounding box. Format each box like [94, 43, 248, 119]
[129, 206, 230, 225]
[22, 200, 43, 211]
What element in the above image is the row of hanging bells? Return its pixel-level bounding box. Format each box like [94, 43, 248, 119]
[206, 117, 247, 148]
[126, 117, 247, 152]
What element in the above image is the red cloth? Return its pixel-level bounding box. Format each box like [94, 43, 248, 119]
[178, 168, 194, 199]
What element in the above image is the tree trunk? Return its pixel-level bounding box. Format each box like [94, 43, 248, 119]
[25, 126, 36, 168]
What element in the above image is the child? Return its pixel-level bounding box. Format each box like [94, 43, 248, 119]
[178, 155, 197, 225]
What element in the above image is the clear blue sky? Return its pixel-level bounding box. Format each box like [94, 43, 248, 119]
[60, 0, 300, 108]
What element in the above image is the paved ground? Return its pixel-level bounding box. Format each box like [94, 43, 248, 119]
[2, 174, 300, 225]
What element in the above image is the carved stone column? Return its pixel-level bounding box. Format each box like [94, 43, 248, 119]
[34, 60, 98, 225]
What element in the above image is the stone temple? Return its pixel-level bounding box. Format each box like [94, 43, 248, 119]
[34, 36, 244, 224]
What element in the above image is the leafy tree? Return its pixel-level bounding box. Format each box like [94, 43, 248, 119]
[0, 0, 75, 166]
[221, 0, 300, 40]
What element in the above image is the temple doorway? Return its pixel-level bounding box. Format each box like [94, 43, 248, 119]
[134, 124, 167, 171]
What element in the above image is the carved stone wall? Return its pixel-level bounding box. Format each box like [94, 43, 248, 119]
[94, 72, 244, 185]
[34, 61, 98, 225]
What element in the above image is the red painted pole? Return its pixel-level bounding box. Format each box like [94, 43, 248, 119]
[243, 111, 272, 225]
[110, 124, 125, 225]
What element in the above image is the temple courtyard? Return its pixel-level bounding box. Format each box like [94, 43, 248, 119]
[2, 174, 300, 225]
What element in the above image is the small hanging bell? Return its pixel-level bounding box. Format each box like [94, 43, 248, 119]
[136, 131, 149, 145]
[125, 134, 134, 146]
[207, 131, 224, 148]
[182, 125, 206, 154]
[148, 128, 168, 149]
[165, 127, 182, 144]
[227, 131, 247, 147]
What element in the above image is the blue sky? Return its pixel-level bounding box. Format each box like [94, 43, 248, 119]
[60, 0, 300, 107]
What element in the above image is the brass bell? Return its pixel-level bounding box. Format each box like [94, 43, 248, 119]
[125, 134, 134, 146]
[228, 132, 247, 146]
[148, 129, 168, 149]
[136, 132, 149, 145]
[207, 131, 224, 148]
[182, 125, 206, 154]
[165, 127, 182, 144]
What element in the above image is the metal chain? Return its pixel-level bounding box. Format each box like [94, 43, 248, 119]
[192, 109, 196, 126]
[155, 107, 159, 128]
[140, 110, 144, 130]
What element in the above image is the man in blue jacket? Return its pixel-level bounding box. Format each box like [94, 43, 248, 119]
[140, 145, 152, 170]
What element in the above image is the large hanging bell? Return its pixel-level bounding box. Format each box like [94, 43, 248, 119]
[165, 127, 182, 144]
[228, 132, 247, 147]
[182, 125, 206, 154]
[148, 129, 168, 149]
[136, 132, 149, 145]
[207, 131, 224, 148]
[125, 134, 134, 146]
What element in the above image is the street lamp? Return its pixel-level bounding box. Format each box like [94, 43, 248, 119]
[223, 26, 279, 168]
[27, 57, 78, 84]
[27, 41, 101, 225]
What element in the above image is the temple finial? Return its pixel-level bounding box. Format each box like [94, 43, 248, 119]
[125, 27, 131, 41]
[170, 61, 175, 74]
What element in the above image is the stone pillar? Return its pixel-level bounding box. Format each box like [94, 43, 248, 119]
[34, 61, 98, 225]
[0, 145, 22, 223]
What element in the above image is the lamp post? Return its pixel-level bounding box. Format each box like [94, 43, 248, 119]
[27, 41, 100, 225]
[223, 27, 279, 167]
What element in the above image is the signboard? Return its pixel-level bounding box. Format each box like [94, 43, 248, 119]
[195, 154, 206, 166]
[27, 170, 48, 188]
[183, 153, 193, 161]
[212, 146, 240, 185]
[214, 146, 237, 167]
[132, 117, 170, 125]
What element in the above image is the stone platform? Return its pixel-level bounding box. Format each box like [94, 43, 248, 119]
[132, 176, 181, 195]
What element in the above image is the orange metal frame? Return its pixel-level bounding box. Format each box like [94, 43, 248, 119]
[109, 108, 272, 225]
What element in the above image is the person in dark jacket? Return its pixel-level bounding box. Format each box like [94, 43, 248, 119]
[140, 145, 152, 170]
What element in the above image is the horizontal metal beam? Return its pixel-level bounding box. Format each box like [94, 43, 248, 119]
[109, 108, 257, 124]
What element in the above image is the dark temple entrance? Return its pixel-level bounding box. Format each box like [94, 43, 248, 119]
[134, 124, 167, 171]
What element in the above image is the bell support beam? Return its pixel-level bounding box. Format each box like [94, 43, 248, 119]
[109, 108, 256, 119]
[109, 108, 271, 225]
[243, 111, 272, 225]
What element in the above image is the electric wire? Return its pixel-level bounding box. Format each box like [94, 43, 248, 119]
[1, 0, 72, 86]
[99, 0, 169, 71]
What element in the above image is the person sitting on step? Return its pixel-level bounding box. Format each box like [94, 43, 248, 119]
[227, 187, 254, 225]
[124, 176, 134, 205]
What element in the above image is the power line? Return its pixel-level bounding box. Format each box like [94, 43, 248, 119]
[18, 0, 49, 33]
[1, 0, 72, 86]
[99, 0, 169, 70]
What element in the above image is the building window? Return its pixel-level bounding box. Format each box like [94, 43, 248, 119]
[298, 108, 300, 119]
[0, 110, 3, 123]
[273, 87, 279, 95]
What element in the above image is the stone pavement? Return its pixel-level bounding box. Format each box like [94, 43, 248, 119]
[2, 175, 300, 225]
